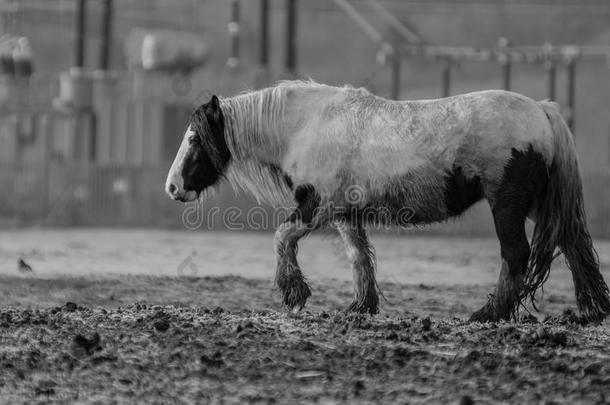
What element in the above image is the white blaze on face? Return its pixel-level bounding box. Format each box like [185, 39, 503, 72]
[165, 125, 198, 202]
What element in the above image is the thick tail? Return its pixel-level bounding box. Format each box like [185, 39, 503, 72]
[526, 101, 610, 322]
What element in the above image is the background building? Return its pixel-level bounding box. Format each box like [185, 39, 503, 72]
[1, 0, 610, 234]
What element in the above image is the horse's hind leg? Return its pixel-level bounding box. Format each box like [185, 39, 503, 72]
[469, 161, 536, 322]
[337, 222, 379, 314]
[470, 204, 530, 322]
[274, 184, 322, 312]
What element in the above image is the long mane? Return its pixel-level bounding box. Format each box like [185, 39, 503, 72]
[219, 80, 354, 207]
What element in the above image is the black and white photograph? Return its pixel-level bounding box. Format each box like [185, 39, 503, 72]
[0, 0, 609, 403]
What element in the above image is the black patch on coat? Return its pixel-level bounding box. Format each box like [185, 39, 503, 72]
[490, 147, 546, 274]
[443, 166, 484, 217]
[353, 170, 461, 226]
[289, 184, 321, 224]
[182, 95, 232, 194]
[493, 145, 548, 220]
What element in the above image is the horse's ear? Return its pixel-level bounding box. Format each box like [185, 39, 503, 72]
[209, 95, 220, 111]
[205, 95, 220, 120]
[205, 95, 221, 121]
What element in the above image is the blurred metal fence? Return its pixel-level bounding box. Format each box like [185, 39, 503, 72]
[0, 162, 280, 229]
[0, 163, 179, 227]
[1, 163, 610, 237]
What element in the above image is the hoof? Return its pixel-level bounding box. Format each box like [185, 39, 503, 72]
[468, 307, 497, 323]
[280, 276, 312, 311]
[469, 303, 512, 323]
[578, 308, 609, 325]
[347, 293, 379, 315]
[576, 292, 610, 325]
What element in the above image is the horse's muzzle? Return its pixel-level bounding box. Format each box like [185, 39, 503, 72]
[166, 183, 198, 202]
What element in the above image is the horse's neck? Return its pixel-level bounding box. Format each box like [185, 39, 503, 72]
[222, 95, 294, 207]
[224, 94, 286, 164]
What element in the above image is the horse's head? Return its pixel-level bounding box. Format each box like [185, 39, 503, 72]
[165, 95, 231, 202]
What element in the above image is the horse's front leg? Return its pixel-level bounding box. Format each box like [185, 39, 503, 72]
[337, 222, 379, 314]
[274, 220, 312, 311]
[273, 184, 322, 312]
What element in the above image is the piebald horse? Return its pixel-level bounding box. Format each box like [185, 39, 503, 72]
[166, 80, 610, 323]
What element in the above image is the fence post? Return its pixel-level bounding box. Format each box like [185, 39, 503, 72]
[563, 46, 579, 132]
[255, 0, 270, 87]
[497, 37, 511, 91]
[42, 114, 51, 225]
[98, 0, 113, 71]
[391, 52, 401, 100]
[543, 43, 556, 101]
[74, 0, 87, 69]
[260, 0, 270, 69]
[227, 0, 241, 69]
[285, 0, 297, 77]
[440, 56, 451, 97]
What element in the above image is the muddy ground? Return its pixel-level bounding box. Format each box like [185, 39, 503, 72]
[0, 230, 609, 404]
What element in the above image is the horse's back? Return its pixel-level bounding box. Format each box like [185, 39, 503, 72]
[405, 90, 553, 152]
[390, 90, 553, 183]
[282, 85, 554, 216]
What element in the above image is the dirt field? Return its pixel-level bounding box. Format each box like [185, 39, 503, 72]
[0, 229, 609, 404]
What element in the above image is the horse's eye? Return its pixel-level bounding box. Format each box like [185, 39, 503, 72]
[188, 135, 199, 146]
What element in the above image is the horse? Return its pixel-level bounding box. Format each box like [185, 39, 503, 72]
[165, 79, 610, 323]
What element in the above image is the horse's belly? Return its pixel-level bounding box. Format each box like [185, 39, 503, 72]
[363, 176, 448, 225]
[357, 165, 484, 226]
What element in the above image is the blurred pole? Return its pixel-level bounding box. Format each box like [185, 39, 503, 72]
[391, 53, 401, 100]
[547, 62, 556, 101]
[227, 0, 240, 69]
[440, 57, 451, 97]
[89, 110, 97, 160]
[99, 0, 113, 71]
[498, 37, 510, 91]
[254, 0, 270, 88]
[260, 0, 269, 69]
[285, 0, 297, 77]
[502, 61, 511, 91]
[566, 59, 576, 132]
[563, 46, 579, 133]
[74, 0, 86, 68]
[543, 43, 555, 101]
